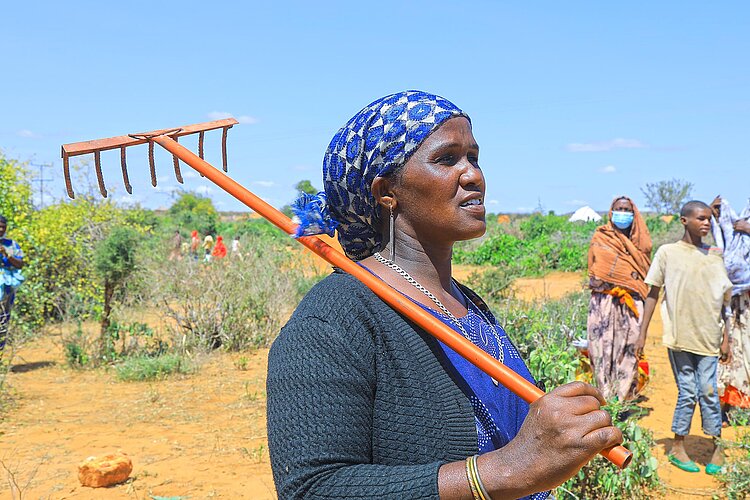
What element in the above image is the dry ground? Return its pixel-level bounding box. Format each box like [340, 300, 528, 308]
[0, 270, 741, 498]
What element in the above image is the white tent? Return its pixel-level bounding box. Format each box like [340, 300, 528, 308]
[568, 206, 602, 222]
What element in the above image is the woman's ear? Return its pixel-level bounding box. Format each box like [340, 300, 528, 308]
[371, 176, 397, 211]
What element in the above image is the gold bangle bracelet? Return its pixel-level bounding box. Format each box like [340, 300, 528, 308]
[470, 454, 491, 500]
[466, 456, 481, 500]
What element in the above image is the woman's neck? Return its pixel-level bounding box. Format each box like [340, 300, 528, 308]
[378, 229, 454, 291]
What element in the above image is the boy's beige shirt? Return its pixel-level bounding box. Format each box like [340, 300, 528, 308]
[645, 240, 732, 356]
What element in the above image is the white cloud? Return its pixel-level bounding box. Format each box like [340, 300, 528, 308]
[487, 199, 499, 205]
[17, 129, 38, 138]
[565, 199, 588, 206]
[207, 111, 259, 125]
[117, 195, 141, 207]
[599, 165, 617, 174]
[195, 185, 213, 195]
[183, 170, 199, 179]
[566, 138, 648, 152]
[252, 180, 276, 188]
[153, 184, 176, 193]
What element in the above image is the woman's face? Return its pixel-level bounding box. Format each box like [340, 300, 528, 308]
[391, 117, 486, 246]
[612, 198, 633, 212]
[0, 222, 6, 238]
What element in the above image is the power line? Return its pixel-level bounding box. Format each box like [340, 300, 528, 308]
[30, 162, 53, 209]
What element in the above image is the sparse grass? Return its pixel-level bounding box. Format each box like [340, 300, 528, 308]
[114, 353, 193, 381]
[234, 355, 250, 371]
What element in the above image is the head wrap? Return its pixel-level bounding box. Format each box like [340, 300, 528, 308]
[292, 90, 469, 260]
[0, 215, 7, 224]
[588, 196, 652, 297]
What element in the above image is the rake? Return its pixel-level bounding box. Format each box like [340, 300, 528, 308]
[61, 119, 631, 469]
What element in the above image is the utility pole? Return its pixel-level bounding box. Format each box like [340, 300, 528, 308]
[30, 162, 54, 209]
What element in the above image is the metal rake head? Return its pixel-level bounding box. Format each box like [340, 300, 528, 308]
[61, 118, 238, 199]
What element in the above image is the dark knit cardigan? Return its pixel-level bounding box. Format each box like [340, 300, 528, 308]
[267, 271, 478, 499]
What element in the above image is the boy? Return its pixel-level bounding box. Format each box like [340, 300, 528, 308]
[640, 200, 733, 475]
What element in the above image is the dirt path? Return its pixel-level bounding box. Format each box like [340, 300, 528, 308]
[0, 271, 739, 498]
[0, 328, 276, 499]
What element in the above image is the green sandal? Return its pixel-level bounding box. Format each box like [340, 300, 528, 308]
[667, 454, 700, 473]
[705, 463, 723, 475]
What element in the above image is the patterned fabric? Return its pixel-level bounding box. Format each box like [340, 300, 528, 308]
[719, 291, 750, 407]
[588, 196, 652, 298]
[423, 301, 550, 500]
[0, 237, 24, 350]
[292, 90, 469, 260]
[712, 198, 750, 295]
[587, 291, 643, 401]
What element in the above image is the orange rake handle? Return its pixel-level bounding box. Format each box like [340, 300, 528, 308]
[153, 134, 632, 469]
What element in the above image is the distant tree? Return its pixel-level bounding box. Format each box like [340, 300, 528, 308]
[0, 154, 33, 230]
[640, 178, 694, 215]
[282, 180, 320, 217]
[294, 180, 318, 196]
[94, 226, 141, 337]
[168, 192, 218, 235]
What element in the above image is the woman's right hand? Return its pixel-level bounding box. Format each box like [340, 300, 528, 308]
[481, 381, 622, 497]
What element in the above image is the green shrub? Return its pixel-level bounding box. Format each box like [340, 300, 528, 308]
[557, 398, 661, 499]
[497, 292, 588, 389]
[114, 353, 192, 381]
[94, 226, 142, 335]
[453, 213, 594, 276]
[63, 322, 92, 368]
[466, 266, 518, 302]
[717, 408, 750, 499]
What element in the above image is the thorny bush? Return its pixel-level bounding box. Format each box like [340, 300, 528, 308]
[151, 236, 323, 353]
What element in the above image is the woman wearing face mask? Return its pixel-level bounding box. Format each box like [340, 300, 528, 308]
[587, 196, 653, 401]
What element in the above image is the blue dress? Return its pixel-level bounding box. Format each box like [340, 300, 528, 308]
[421, 284, 550, 500]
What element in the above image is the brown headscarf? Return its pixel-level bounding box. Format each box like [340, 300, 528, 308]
[588, 196, 652, 298]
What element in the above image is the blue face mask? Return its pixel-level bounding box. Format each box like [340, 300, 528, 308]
[611, 211, 634, 229]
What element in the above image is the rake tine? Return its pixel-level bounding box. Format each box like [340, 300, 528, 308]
[221, 126, 229, 172]
[172, 136, 184, 184]
[198, 131, 205, 177]
[120, 146, 132, 194]
[63, 154, 75, 199]
[148, 140, 157, 187]
[94, 151, 108, 198]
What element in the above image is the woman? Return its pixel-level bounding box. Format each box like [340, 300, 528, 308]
[0, 215, 25, 350]
[267, 91, 622, 499]
[587, 196, 652, 401]
[190, 230, 200, 260]
[202, 234, 214, 262]
[211, 235, 227, 259]
[712, 196, 750, 410]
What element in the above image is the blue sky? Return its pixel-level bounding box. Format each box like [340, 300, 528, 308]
[2, 2, 748, 214]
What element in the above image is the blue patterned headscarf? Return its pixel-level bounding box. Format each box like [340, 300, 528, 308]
[292, 90, 469, 260]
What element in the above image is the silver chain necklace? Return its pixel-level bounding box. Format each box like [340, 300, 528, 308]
[373, 252, 505, 367]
